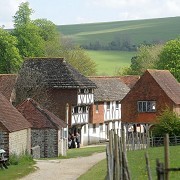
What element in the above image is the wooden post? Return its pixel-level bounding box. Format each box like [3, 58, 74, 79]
[114, 133, 120, 180]
[164, 134, 169, 180]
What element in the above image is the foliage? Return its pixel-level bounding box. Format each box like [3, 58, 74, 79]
[156, 38, 180, 82]
[45, 36, 97, 76]
[0, 28, 22, 73]
[13, 2, 33, 28]
[33, 18, 59, 41]
[126, 44, 163, 75]
[152, 108, 180, 136]
[12, 23, 45, 58]
[0, 153, 35, 180]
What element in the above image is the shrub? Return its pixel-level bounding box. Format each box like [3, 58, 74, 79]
[152, 107, 180, 136]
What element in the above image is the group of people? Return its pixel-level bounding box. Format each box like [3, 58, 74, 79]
[68, 132, 81, 149]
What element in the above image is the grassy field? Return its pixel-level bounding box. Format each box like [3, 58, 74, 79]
[58, 16, 180, 46]
[86, 50, 135, 75]
[78, 146, 180, 180]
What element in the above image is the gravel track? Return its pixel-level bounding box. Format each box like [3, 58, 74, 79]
[20, 152, 106, 180]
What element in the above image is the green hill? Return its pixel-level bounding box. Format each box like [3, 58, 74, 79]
[57, 16, 180, 46]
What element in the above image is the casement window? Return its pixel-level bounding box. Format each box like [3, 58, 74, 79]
[95, 102, 99, 113]
[100, 123, 103, 132]
[72, 106, 88, 114]
[138, 101, 156, 112]
[93, 124, 96, 133]
[107, 102, 110, 110]
[116, 101, 119, 109]
[79, 89, 91, 94]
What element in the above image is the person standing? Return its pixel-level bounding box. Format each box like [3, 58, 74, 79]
[76, 132, 81, 148]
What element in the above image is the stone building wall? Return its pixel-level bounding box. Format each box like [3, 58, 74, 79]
[31, 128, 58, 158]
[9, 128, 31, 156]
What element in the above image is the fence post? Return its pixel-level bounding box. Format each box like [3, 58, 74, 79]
[145, 152, 152, 180]
[164, 134, 169, 180]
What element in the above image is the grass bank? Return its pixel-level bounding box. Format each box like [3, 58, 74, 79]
[86, 50, 135, 75]
[78, 146, 180, 180]
[0, 154, 36, 180]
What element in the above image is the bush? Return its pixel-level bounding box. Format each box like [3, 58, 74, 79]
[152, 107, 180, 136]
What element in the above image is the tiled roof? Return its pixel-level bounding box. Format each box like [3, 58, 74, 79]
[147, 69, 180, 104]
[89, 77, 130, 102]
[0, 93, 31, 132]
[17, 98, 67, 129]
[18, 58, 97, 89]
[118, 75, 140, 89]
[0, 74, 17, 100]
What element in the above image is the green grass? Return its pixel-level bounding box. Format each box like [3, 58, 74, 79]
[86, 50, 135, 75]
[78, 146, 180, 180]
[0, 154, 36, 180]
[58, 16, 180, 46]
[59, 145, 106, 159]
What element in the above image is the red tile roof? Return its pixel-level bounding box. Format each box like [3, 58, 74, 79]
[0, 93, 31, 132]
[0, 74, 17, 100]
[147, 69, 180, 104]
[17, 98, 67, 129]
[118, 75, 140, 89]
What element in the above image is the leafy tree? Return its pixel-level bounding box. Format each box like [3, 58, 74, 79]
[156, 38, 180, 82]
[12, 2, 45, 58]
[0, 28, 22, 73]
[152, 107, 180, 136]
[33, 18, 59, 41]
[13, 2, 33, 27]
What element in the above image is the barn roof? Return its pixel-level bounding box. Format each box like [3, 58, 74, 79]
[0, 93, 31, 132]
[19, 58, 96, 89]
[89, 77, 130, 102]
[147, 69, 180, 104]
[17, 98, 67, 129]
[0, 74, 17, 101]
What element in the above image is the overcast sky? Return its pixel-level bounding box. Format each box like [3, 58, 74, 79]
[1, 0, 180, 28]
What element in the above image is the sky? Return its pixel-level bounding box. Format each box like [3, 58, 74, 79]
[1, 0, 180, 28]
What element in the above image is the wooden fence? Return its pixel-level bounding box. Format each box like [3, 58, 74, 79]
[106, 130, 180, 180]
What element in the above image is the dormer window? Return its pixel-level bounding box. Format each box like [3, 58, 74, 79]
[138, 101, 156, 112]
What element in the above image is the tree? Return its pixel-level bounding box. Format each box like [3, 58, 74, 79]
[156, 38, 180, 82]
[122, 44, 164, 75]
[0, 28, 22, 73]
[13, 2, 33, 28]
[45, 35, 97, 76]
[12, 2, 45, 58]
[152, 107, 180, 137]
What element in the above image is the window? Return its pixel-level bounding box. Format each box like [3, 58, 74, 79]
[93, 124, 96, 133]
[138, 101, 156, 112]
[100, 123, 103, 132]
[107, 102, 110, 110]
[95, 103, 98, 113]
[116, 101, 119, 109]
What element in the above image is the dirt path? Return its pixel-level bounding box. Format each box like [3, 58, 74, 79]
[21, 152, 106, 180]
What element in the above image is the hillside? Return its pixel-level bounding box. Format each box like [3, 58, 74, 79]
[57, 16, 180, 46]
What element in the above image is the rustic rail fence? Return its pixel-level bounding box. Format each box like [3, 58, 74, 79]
[106, 129, 180, 180]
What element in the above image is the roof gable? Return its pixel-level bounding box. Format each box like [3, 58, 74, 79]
[0, 93, 31, 132]
[89, 77, 130, 102]
[17, 98, 67, 129]
[19, 58, 96, 89]
[147, 69, 180, 104]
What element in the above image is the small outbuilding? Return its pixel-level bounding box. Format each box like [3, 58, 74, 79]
[17, 98, 67, 158]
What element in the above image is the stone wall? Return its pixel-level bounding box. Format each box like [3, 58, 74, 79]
[9, 128, 31, 156]
[31, 128, 58, 158]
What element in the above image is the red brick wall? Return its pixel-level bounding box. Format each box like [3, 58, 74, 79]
[121, 71, 174, 124]
[45, 89, 77, 125]
[90, 102, 104, 124]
